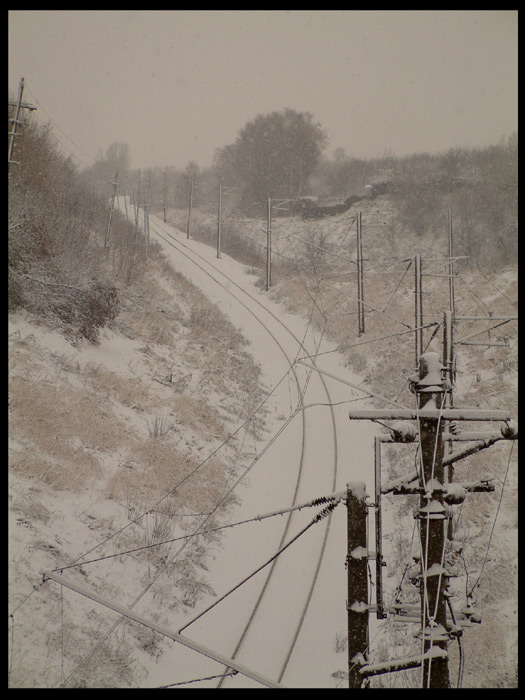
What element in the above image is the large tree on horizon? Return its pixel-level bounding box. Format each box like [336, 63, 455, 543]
[214, 108, 328, 213]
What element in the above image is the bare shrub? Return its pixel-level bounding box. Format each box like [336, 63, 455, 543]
[171, 395, 227, 441]
[10, 450, 102, 492]
[8, 273, 120, 343]
[9, 375, 131, 464]
[147, 412, 174, 439]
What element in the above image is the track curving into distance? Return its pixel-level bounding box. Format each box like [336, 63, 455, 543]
[134, 207, 340, 687]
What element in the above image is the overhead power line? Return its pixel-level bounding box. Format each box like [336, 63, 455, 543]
[51, 490, 345, 573]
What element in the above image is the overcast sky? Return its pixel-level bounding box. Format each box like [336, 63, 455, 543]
[8, 10, 518, 172]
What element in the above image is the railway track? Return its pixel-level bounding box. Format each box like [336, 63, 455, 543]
[140, 208, 341, 687]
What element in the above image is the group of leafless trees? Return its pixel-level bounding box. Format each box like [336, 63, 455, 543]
[147, 106, 517, 272]
[317, 136, 518, 269]
[8, 113, 148, 341]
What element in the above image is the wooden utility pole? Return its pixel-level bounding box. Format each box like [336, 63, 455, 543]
[163, 170, 167, 223]
[357, 212, 365, 336]
[412, 354, 449, 688]
[414, 254, 423, 363]
[217, 185, 222, 259]
[448, 210, 455, 316]
[374, 437, 386, 620]
[347, 353, 514, 687]
[442, 309, 455, 541]
[8, 77, 37, 169]
[136, 169, 142, 228]
[443, 310, 454, 408]
[144, 170, 151, 258]
[266, 197, 272, 291]
[104, 168, 119, 247]
[187, 179, 194, 239]
[346, 482, 369, 688]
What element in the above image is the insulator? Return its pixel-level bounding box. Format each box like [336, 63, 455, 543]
[501, 420, 518, 439]
[416, 499, 447, 519]
[312, 496, 331, 506]
[390, 421, 418, 443]
[415, 623, 450, 642]
[449, 420, 461, 435]
[444, 483, 467, 504]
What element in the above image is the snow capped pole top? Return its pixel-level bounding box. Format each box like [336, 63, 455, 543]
[346, 481, 369, 502]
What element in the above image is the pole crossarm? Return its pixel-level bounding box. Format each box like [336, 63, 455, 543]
[8, 100, 37, 111]
[455, 316, 518, 321]
[390, 481, 494, 495]
[359, 646, 448, 679]
[42, 571, 285, 688]
[348, 408, 511, 422]
[455, 318, 516, 344]
[443, 437, 505, 467]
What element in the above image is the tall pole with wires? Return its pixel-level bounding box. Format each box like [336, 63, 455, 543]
[104, 168, 119, 248]
[8, 77, 37, 170]
[217, 185, 222, 259]
[266, 197, 272, 291]
[357, 212, 365, 336]
[187, 179, 194, 239]
[346, 482, 369, 688]
[144, 170, 150, 258]
[412, 354, 449, 688]
[415, 254, 423, 364]
[448, 210, 455, 316]
[348, 351, 516, 687]
[163, 170, 167, 223]
[136, 169, 142, 229]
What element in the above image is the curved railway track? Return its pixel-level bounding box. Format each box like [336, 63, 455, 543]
[136, 208, 341, 687]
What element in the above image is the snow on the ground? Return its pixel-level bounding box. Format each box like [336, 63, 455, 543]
[9, 197, 517, 688]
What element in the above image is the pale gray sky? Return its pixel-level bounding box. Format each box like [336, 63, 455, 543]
[8, 10, 518, 171]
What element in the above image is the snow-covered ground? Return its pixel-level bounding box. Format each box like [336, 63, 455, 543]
[9, 197, 517, 688]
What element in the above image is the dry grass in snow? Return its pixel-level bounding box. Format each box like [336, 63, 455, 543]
[8, 251, 265, 688]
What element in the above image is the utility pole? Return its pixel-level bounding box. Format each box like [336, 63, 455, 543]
[448, 210, 455, 316]
[414, 254, 423, 364]
[357, 212, 365, 336]
[163, 170, 167, 223]
[346, 482, 369, 688]
[443, 310, 454, 408]
[122, 188, 129, 219]
[136, 169, 142, 229]
[442, 310, 455, 539]
[144, 170, 150, 258]
[217, 185, 222, 259]
[266, 197, 272, 291]
[104, 168, 119, 248]
[187, 179, 194, 239]
[346, 351, 515, 688]
[411, 354, 449, 688]
[8, 77, 37, 170]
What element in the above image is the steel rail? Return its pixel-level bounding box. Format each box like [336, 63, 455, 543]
[145, 211, 340, 688]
